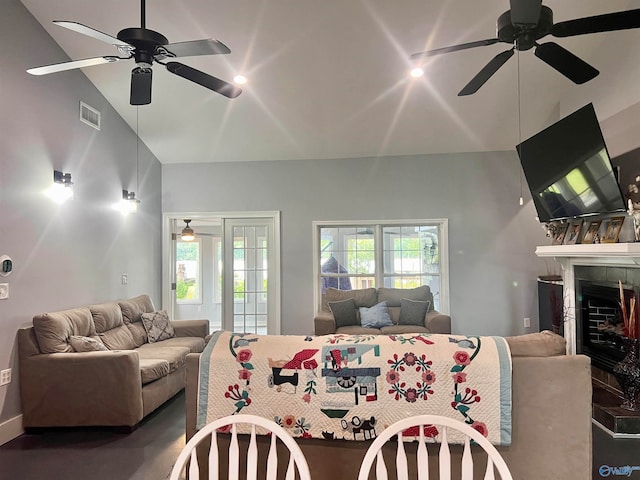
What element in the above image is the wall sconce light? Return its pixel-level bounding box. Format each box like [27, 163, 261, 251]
[181, 219, 195, 241]
[120, 189, 140, 214]
[45, 170, 74, 204]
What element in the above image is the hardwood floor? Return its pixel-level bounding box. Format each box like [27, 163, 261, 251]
[2, 389, 640, 480]
[0, 392, 187, 480]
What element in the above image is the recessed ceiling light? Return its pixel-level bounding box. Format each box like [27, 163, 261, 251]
[233, 75, 248, 85]
[410, 67, 424, 78]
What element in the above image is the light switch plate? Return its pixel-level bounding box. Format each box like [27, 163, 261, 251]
[0, 283, 8, 300]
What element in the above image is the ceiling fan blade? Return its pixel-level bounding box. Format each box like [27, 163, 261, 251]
[130, 67, 152, 105]
[165, 62, 242, 99]
[534, 42, 599, 84]
[458, 48, 514, 96]
[27, 56, 121, 75]
[410, 38, 500, 61]
[510, 0, 542, 27]
[156, 39, 231, 60]
[53, 21, 133, 50]
[551, 9, 640, 37]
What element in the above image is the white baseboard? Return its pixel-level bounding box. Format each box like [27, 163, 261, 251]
[0, 415, 23, 446]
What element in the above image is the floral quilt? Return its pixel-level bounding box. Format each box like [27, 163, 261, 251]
[197, 331, 512, 445]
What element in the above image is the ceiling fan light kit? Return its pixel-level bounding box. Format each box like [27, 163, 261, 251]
[26, 0, 242, 105]
[410, 2, 640, 96]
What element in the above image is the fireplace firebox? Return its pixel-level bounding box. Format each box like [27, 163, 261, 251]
[576, 280, 636, 372]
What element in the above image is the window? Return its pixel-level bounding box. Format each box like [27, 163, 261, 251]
[314, 220, 448, 313]
[176, 239, 202, 304]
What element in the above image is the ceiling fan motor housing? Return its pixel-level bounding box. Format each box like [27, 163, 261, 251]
[117, 27, 168, 66]
[497, 5, 553, 50]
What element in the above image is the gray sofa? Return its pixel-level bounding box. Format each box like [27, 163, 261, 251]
[314, 286, 451, 336]
[17, 294, 209, 429]
[185, 331, 592, 480]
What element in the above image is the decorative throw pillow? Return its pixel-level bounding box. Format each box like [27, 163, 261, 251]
[141, 310, 176, 343]
[399, 298, 432, 326]
[328, 298, 359, 328]
[359, 301, 393, 329]
[69, 335, 108, 352]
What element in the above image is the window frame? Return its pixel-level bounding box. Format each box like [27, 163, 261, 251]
[312, 219, 449, 315]
[175, 237, 203, 305]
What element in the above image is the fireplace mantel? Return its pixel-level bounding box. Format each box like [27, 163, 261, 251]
[536, 242, 640, 354]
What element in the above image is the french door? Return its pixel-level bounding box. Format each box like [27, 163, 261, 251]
[164, 212, 280, 334]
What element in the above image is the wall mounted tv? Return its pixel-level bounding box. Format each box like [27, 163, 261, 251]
[517, 103, 626, 223]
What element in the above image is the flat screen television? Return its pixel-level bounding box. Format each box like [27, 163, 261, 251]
[517, 103, 626, 223]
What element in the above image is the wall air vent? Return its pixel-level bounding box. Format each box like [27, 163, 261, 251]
[79, 101, 101, 130]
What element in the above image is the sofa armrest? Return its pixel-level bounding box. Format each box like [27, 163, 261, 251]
[425, 310, 451, 334]
[314, 311, 336, 336]
[19, 350, 143, 427]
[172, 319, 209, 338]
[186, 353, 202, 441]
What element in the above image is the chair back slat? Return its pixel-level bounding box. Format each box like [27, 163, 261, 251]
[396, 433, 409, 480]
[417, 427, 429, 480]
[189, 449, 199, 480]
[439, 427, 451, 480]
[461, 436, 473, 479]
[484, 457, 496, 480]
[285, 455, 296, 480]
[266, 431, 278, 480]
[375, 450, 388, 480]
[170, 414, 311, 480]
[229, 424, 239, 480]
[208, 430, 219, 480]
[247, 425, 258, 480]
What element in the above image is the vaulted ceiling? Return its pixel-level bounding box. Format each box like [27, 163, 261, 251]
[20, 0, 640, 164]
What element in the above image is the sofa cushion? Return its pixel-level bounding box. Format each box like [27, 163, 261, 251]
[399, 298, 431, 326]
[136, 344, 191, 373]
[378, 285, 432, 307]
[323, 287, 377, 312]
[90, 302, 124, 333]
[118, 295, 155, 347]
[380, 324, 430, 335]
[98, 325, 137, 350]
[141, 310, 176, 343]
[33, 307, 97, 354]
[139, 358, 171, 385]
[156, 336, 207, 353]
[359, 301, 393, 328]
[328, 299, 359, 328]
[336, 325, 382, 335]
[506, 330, 566, 357]
[69, 335, 107, 352]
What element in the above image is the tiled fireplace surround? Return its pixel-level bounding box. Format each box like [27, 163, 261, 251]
[537, 243, 640, 435]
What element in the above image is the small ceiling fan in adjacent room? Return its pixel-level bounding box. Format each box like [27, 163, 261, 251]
[27, 0, 242, 105]
[410, 0, 640, 96]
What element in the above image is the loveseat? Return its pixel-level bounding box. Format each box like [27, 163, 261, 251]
[314, 286, 451, 336]
[185, 331, 592, 479]
[17, 294, 209, 429]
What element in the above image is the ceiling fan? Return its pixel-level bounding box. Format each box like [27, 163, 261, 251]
[27, 0, 242, 105]
[410, 0, 640, 96]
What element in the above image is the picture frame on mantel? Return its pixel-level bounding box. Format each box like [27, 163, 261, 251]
[582, 220, 602, 244]
[602, 216, 625, 243]
[552, 222, 569, 245]
[565, 220, 583, 245]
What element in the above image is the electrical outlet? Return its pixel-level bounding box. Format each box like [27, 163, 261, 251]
[0, 368, 11, 386]
[121, 274, 128, 286]
[0, 283, 8, 300]
[524, 317, 531, 328]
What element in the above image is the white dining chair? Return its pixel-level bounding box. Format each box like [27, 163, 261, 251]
[169, 414, 311, 480]
[357, 414, 513, 480]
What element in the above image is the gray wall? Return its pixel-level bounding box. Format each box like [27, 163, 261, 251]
[0, 0, 162, 426]
[162, 152, 550, 337]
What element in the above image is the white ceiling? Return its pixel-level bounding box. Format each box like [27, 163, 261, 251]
[20, 0, 640, 164]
